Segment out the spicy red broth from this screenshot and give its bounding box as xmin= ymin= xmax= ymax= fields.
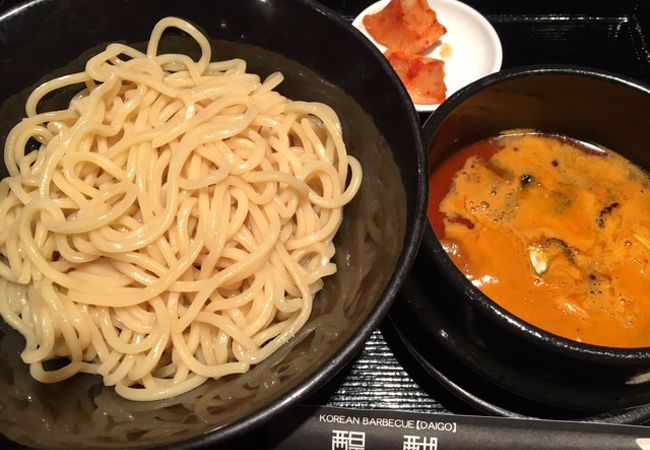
xmin=428 ymin=133 xmax=650 ymax=348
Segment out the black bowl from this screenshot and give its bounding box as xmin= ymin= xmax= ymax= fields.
xmin=420 ymin=65 xmax=650 ymax=411
xmin=0 ymin=0 xmax=427 ymax=448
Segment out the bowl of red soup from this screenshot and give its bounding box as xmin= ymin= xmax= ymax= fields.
xmin=421 ymin=65 xmax=650 ymax=410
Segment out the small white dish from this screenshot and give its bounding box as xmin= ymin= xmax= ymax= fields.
xmin=352 ymin=0 xmax=503 ymax=112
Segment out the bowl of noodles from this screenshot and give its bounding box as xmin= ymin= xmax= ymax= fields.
xmin=0 ymin=1 xmax=427 ymax=448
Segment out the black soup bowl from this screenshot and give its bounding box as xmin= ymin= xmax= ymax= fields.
xmin=0 ymin=0 xmax=427 ymax=448
xmin=421 ymin=66 xmax=650 ymax=412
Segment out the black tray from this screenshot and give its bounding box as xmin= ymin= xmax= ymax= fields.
xmin=1 ymin=0 xmax=650 ymax=448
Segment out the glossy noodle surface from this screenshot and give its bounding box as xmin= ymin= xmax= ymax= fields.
xmin=0 ymin=17 xmax=362 ymax=401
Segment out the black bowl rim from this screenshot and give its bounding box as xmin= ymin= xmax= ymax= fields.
xmin=0 ymin=0 xmax=427 ymax=448
xmin=421 ymin=63 xmax=650 ymax=364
